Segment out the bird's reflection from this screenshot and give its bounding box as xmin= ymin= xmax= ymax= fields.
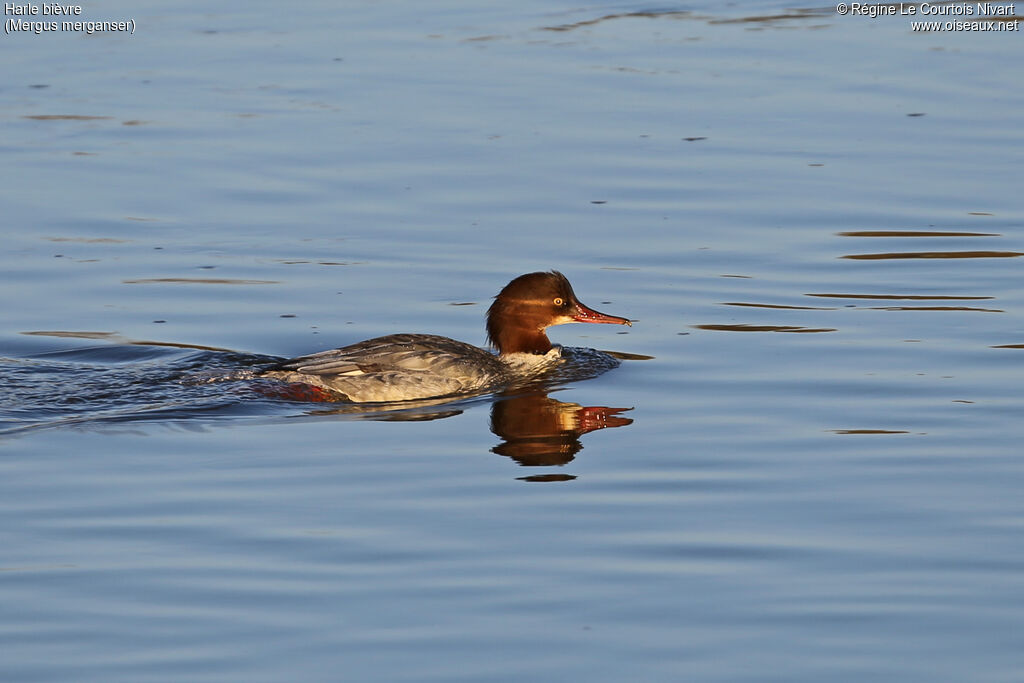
xmin=489 ymin=391 xmax=633 ymax=472
xmin=262 ymin=379 xmax=635 ymax=480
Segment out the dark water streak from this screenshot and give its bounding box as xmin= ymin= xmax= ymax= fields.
xmin=0 ymin=345 xmax=278 ymax=437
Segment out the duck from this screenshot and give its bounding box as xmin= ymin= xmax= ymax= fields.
xmin=261 ymin=271 xmax=631 ymax=402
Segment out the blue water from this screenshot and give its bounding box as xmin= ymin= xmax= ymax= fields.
xmin=3 ymin=1 xmax=1024 ymax=680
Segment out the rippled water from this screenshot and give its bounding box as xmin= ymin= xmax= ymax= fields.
xmin=3 ymin=1 xmax=1024 ymax=680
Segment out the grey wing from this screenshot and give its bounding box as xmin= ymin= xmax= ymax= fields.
xmin=271 ymin=334 xmax=493 ymax=376
xmin=274 ymin=345 xmax=375 ymax=376
xmin=263 ymin=334 xmax=506 ymax=402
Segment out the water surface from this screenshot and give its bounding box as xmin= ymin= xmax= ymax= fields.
xmin=2 ymin=1 xmax=1024 ymax=681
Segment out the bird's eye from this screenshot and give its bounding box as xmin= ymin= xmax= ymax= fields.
xmin=553 ymin=297 xmax=564 ymax=306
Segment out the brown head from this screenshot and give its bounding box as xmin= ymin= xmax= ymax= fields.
xmin=486 ymin=271 xmax=631 ymax=355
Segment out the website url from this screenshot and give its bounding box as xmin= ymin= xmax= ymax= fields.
xmin=911 ymin=18 xmax=1019 ymax=30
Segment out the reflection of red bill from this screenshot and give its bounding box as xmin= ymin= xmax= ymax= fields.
xmin=577 ymin=406 xmax=634 ymax=434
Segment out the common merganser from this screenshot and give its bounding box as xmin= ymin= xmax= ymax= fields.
xmin=262 ymin=271 xmax=631 ymax=403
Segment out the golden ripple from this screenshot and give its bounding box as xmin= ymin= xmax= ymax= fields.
xmin=807 ymin=293 xmax=993 ymax=300
xmin=23 ymin=114 xmax=113 ymax=121
xmin=21 ymin=330 xmax=234 ymax=351
xmin=722 ymin=302 xmax=835 ymax=310
xmin=274 ymin=259 xmax=361 ymax=266
xmin=602 ymin=350 xmax=655 ymax=360
xmin=710 ymin=10 xmax=830 ymax=25
xmin=696 ymin=324 xmax=836 ymax=333
xmin=830 ymin=429 xmax=910 ymax=435
xmin=22 ymin=330 xmax=117 ymax=340
xmin=838 ymin=230 xmax=1000 ymax=237
xmin=841 ymin=251 xmax=1022 ymax=260
xmin=122 ymin=278 xmax=279 ymax=285
xmin=535 ymin=6 xmax=832 ymax=34
xmin=868 ymin=306 xmax=1003 ymax=313
xmin=542 ymin=10 xmax=688 ymax=32
xmin=44 ymin=237 xmax=129 ymax=244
